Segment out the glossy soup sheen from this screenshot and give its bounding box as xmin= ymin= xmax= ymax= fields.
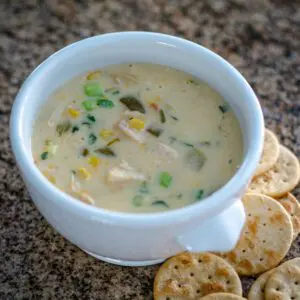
xmin=32 ymin=64 xmax=243 ymax=213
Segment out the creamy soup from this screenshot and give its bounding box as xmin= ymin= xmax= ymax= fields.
xmin=32 ymin=64 xmax=243 ymax=213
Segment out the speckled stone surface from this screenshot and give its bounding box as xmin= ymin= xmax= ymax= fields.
xmin=0 ymin=0 xmax=299 ymax=299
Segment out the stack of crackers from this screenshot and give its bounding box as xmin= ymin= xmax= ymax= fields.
xmin=153 ymin=129 xmax=300 ymax=299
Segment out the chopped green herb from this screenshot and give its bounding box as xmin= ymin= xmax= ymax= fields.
xmin=119 ymin=96 xmax=145 ymax=113
xmin=84 ymin=83 xmax=103 ymax=97
xmin=41 ymin=151 xmax=49 ymax=160
xmin=159 ymin=172 xmax=173 ymax=188
xmin=72 ymin=125 xmax=79 ymax=133
xmin=105 ymin=87 xmax=120 ymax=95
xmin=186 ymin=79 xmax=198 ymax=85
xmin=185 ymin=148 xmax=206 ymax=171
xmin=132 ymin=195 xmax=144 ymax=207
xmin=97 ymin=98 xmax=114 ymax=108
xmin=95 ymin=147 xmax=116 ymax=157
xmin=151 ymin=200 xmax=169 ymax=208
xmin=88 ymin=133 xmax=97 ymax=145
xmin=218 ymin=104 xmax=229 ymax=113
xmin=56 ymin=121 xmax=71 ymax=137
xmin=199 ymin=141 xmax=212 ymax=146
xmin=169 ymin=137 xmax=177 ymax=144
xmin=82 ymin=148 xmax=89 ymax=157
xmin=82 ymin=100 xmax=96 ymax=111
xmin=195 ymin=189 xmax=204 ymax=200
xmin=107 ymin=138 xmax=120 ymax=147
xmin=45 ymin=139 xmax=52 ymax=146
xmin=171 ymin=115 xmax=179 ymax=121
xmin=228 ymin=159 xmax=232 ymax=164
xmin=159 ymin=109 xmax=166 ymax=124
xmin=182 ymin=142 xmax=194 ymax=147
xmin=147 ymin=127 xmax=163 ymax=137
xmin=139 ymin=181 xmax=149 ymax=194
xmin=177 ymin=193 xmax=183 ymax=199
xmin=87 ymin=114 xmax=96 ymax=123
xmin=81 ymin=122 xmax=92 ymax=128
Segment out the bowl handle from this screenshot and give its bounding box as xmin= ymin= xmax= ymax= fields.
xmin=176 ymin=199 xmax=245 ymax=252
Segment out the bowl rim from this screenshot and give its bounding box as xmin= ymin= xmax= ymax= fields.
xmin=10 ymin=31 xmax=264 ymax=226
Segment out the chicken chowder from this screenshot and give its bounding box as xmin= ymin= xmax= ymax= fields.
xmin=32 ymin=64 xmax=243 ymax=213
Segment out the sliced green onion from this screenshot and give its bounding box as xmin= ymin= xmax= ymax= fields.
xmin=88 ymin=133 xmax=97 ymax=145
xmin=159 ymin=109 xmax=166 ymax=124
xmin=81 ymin=122 xmax=92 ymax=128
xmin=195 ymin=189 xmax=204 ymax=200
xmin=139 ymin=181 xmax=149 ymax=194
xmin=82 ymin=148 xmax=89 ymax=157
xmin=147 ymin=127 xmax=163 ymax=137
xmin=132 ymin=195 xmax=144 ymax=207
xmin=72 ymin=125 xmax=79 ymax=133
xmin=107 ymin=138 xmax=120 ymax=147
xmin=151 ymin=200 xmax=169 ymax=208
xmin=87 ymin=114 xmax=96 ymax=123
xmin=84 ymin=83 xmax=103 ymax=97
xmin=41 ymin=151 xmax=49 ymax=160
xmin=95 ymin=147 xmax=116 ymax=157
xmin=119 ymin=96 xmax=145 ymax=113
xmin=97 ymin=98 xmax=114 ymax=108
xmin=159 ymin=172 xmax=173 ymax=188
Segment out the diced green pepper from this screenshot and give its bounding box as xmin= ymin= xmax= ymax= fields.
xmin=88 ymin=133 xmax=97 ymax=145
xmin=84 ymin=83 xmax=103 ymax=97
xmin=87 ymin=114 xmax=96 ymax=123
xmin=159 ymin=172 xmax=173 ymax=188
xmin=82 ymin=100 xmax=96 ymax=111
xmin=151 ymin=200 xmax=169 ymax=208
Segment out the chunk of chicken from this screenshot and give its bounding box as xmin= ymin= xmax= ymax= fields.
xmin=70 ymin=174 xmax=95 ymax=205
xmin=155 ymin=142 xmax=179 ymax=162
xmin=107 ymin=160 xmax=146 ymax=183
xmin=118 ymin=120 xmax=146 ymax=144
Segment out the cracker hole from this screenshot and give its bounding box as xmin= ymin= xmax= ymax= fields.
xmin=276 ymin=287 xmax=280 ymax=291
xmin=248 ymin=213 xmax=252 ymax=217
xmin=226 ymin=280 xmax=230 ymax=284
xmin=295 ymin=281 xmax=299 ymax=285
xmin=178 ymin=284 xmax=182 ymax=288
xmin=279 ymin=228 xmax=284 ymax=231
xmin=196 ymin=290 xmax=200 ymax=294
xmin=190 ymin=273 xmax=194 ymax=277
xmin=208 ymin=275 xmax=212 ymax=280
xmin=291 ymin=297 xmax=295 ymax=300
xmin=242 ymin=249 xmax=246 ymax=253
xmin=166 ymin=298 xmax=170 ymax=300
xmin=174 ymin=265 xmax=178 ymax=270
xmin=291 ymin=213 xmax=294 ymax=217
xmin=259 ymin=258 xmax=264 ymax=262
xmin=262 ymin=240 xmax=266 ymax=243
xmin=198 ymin=259 xmax=202 ymax=263
xmin=268 ymin=208 xmax=272 ymax=211
xmin=245 ymin=231 xmax=249 ymax=234
xmin=263 ymin=223 xmax=267 ymax=226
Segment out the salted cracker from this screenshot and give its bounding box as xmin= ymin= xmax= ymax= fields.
xmin=249 ymin=145 xmax=300 ymax=198
xmin=255 ymin=129 xmax=280 ymax=177
xmin=153 ymin=252 xmax=242 ymax=300
xmin=200 ymin=293 xmax=247 ymax=300
xmin=219 ymin=193 xmax=293 ymax=276
xmin=248 ymin=269 xmax=276 ymax=300
xmin=278 ymin=193 xmax=300 ymax=240
xmin=265 ymin=257 xmax=300 ymax=300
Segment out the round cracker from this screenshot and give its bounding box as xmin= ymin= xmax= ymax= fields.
xmin=200 ymin=293 xmax=247 ymax=300
xmin=248 ymin=269 xmax=276 ymax=300
xmin=277 ymin=193 xmax=300 ymax=240
xmin=219 ymin=193 xmax=293 ymax=276
xmin=249 ymin=145 xmax=300 ymax=198
xmin=255 ymin=129 xmax=280 ymax=177
xmin=153 ymin=252 xmax=242 ymax=300
xmin=265 ymin=258 xmax=300 ymax=300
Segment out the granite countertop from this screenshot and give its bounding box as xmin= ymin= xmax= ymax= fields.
xmin=0 ymin=0 xmax=299 ymax=299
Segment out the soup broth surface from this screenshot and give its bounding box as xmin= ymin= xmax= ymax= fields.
xmin=32 ymin=63 xmax=243 ymax=213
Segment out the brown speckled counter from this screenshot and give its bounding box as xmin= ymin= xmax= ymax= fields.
xmin=0 ymin=1 xmax=299 ymax=299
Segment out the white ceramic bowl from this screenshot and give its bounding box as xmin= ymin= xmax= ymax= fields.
xmin=10 ymin=32 xmax=264 ymax=266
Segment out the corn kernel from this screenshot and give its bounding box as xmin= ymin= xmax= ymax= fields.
xmin=67 ymin=107 xmax=80 ymax=118
xmin=100 ymin=129 xmax=114 ymax=140
xmin=88 ymin=156 xmax=101 ymax=167
xmin=86 ymin=71 xmax=101 ymax=80
xmin=43 ymin=171 xmax=56 ymax=184
xmin=128 ymin=118 xmax=145 ymax=130
xmin=78 ymin=167 xmax=91 ymax=180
